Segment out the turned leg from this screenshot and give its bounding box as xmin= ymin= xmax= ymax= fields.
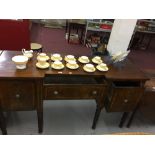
xmin=119 ymin=112 xmax=129 ymax=128
xmin=37 ymin=111 xmax=43 ymax=133
xmin=0 ymin=111 xmax=7 ymax=135
xmin=92 ymin=106 xmax=101 ymax=129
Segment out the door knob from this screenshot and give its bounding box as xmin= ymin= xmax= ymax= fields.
xmin=53 ymin=91 xmax=58 ymax=95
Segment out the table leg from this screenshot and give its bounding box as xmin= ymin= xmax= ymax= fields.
xmin=37 ymin=110 xmax=43 ymax=133
xmin=119 ymin=112 xmax=129 ymax=128
xmin=0 ymin=111 xmax=7 ymax=135
xmin=92 ymin=106 xmax=101 ymax=129
xmin=126 ymin=105 xmax=139 ymax=128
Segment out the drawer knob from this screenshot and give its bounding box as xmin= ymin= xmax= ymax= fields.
xmin=15 ymin=94 xmax=20 ymax=98
xmin=124 ymin=99 xmax=128 ymax=103
xmin=92 ymin=91 xmax=97 ymax=95
xmin=53 ymin=91 xmax=58 ymax=95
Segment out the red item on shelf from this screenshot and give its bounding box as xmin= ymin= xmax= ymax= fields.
xmin=100 ymin=24 xmax=112 ymax=30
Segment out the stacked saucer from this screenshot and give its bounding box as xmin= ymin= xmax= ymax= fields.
xmin=51 ymin=60 xmax=64 ymax=70
xmin=36 ymin=53 xmax=50 ymax=69
xmin=51 ymin=53 xmax=62 ymax=61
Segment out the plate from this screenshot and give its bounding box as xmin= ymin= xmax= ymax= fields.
xmin=92 ymin=58 xmax=103 ymax=64
xmin=51 ymin=56 xmax=62 ymax=61
xmin=83 ymin=66 xmax=96 ymax=73
xmin=37 ymin=55 xmax=50 ymax=61
xmin=36 ymin=62 xmax=50 ymax=69
xmin=65 ymin=57 xmax=76 ymax=62
xmin=78 ymin=57 xmax=90 ymax=64
xmin=66 ymin=63 xmax=79 ymax=69
xmin=96 ymin=65 xmax=109 ymax=72
xmin=51 ymin=64 xmax=64 ymax=70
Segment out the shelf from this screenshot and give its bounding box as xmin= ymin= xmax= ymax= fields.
xmin=87 ymin=27 xmax=111 ymax=32
xmin=87 ymin=20 xmax=113 ymax=25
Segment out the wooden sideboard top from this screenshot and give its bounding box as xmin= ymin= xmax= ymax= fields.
xmin=0 ymin=50 xmax=148 ymax=81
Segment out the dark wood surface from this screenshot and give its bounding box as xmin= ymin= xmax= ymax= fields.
xmin=0 ymin=51 xmax=148 ymax=81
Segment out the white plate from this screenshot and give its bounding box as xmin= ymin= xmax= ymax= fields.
xmin=92 ymin=58 xmax=103 ymax=64
xmin=96 ymin=65 xmax=109 ymax=72
xmin=37 ymin=55 xmax=50 ymax=61
xmin=51 ymin=64 xmax=64 ymax=70
xmin=36 ymin=62 xmax=50 ymax=69
xmin=51 ymin=56 xmax=62 ymax=61
xmin=83 ymin=66 xmax=96 ymax=72
xmin=78 ymin=57 xmax=90 ymax=64
xmin=66 ymin=63 xmax=79 ymax=69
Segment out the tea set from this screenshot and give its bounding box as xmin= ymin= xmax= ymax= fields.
xmin=12 ymin=49 xmax=109 ymax=72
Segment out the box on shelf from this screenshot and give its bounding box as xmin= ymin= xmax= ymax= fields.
xmin=65 ymin=33 xmax=79 ymax=44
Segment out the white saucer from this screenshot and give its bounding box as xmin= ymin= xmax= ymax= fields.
xmin=37 ymin=55 xmax=50 ymax=61
xmin=51 ymin=64 xmax=64 ymax=70
xmin=51 ymin=56 xmax=62 ymax=61
xmin=78 ymin=57 xmax=90 ymax=64
xmin=36 ymin=62 xmax=50 ymax=69
xmin=83 ymin=66 xmax=96 ymax=73
xmin=96 ymin=65 xmax=109 ymax=72
xmin=66 ymin=63 xmax=79 ymax=69
xmin=92 ymin=58 xmax=103 ymax=64
xmin=65 ymin=57 xmax=76 ymax=62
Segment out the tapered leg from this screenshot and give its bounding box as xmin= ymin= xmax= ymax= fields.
xmin=119 ymin=112 xmax=129 ymax=128
xmin=92 ymin=106 xmax=101 ymax=129
xmin=126 ymin=105 xmax=139 ymax=128
xmin=37 ymin=111 xmax=43 ymax=133
xmin=0 ymin=111 xmax=7 ymax=135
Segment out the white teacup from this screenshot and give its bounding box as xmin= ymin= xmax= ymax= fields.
xmin=99 ymin=63 xmax=107 ymax=69
xmin=38 ymin=57 xmax=47 ymax=66
xmin=81 ymin=56 xmax=89 ymax=62
xmin=85 ymin=64 xmax=94 ymax=70
xmin=38 ymin=53 xmax=47 ymax=58
xmin=68 ymin=60 xmax=77 ymax=67
xmin=53 ymin=60 xmax=63 ymax=68
xmin=94 ymin=56 xmax=101 ymax=62
xmin=66 ymin=55 xmax=75 ymax=60
xmin=52 ymin=53 xmax=61 ymax=60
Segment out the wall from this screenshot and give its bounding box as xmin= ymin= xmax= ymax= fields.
xmin=0 ymin=19 xmax=30 ymax=51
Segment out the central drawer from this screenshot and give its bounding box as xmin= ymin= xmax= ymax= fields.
xmin=44 ymin=84 xmax=105 ymax=99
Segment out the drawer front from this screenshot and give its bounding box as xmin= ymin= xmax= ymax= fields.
xmin=105 ymin=87 xmax=143 ymax=112
xmin=44 ymin=84 xmax=106 ymax=100
xmin=0 ymin=80 xmax=36 ymax=110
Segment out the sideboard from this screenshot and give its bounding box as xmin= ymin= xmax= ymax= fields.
xmin=0 ymin=51 xmax=148 ymax=134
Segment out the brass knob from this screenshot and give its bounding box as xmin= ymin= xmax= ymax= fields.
xmin=15 ymin=94 xmax=20 ymax=98
xmin=92 ymin=91 xmax=97 ymax=95
xmin=124 ymin=99 xmax=128 ymax=103
xmin=53 ymin=91 xmax=58 ymax=95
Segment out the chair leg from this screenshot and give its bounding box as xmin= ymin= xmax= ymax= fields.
xmin=119 ymin=112 xmax=129 ymax=128
xmin=126 ymin=105 xmax=139 ymax=128
xmin=0 ymin=111 xmax=7 ymax=135
xmin=92 ymin=106 xmax=101 ymax=129
xmin=68 ymin=24 xmax=71 ymax=43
